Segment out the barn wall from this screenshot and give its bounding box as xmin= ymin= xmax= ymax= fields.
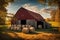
xmin=14 ymin=20 xmax=37 ymax=28
xmin=16 ymin=20 xmax=21 ymax=25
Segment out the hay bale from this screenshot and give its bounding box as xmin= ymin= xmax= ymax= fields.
xmin=17 ymin=25 xmax=21 ymax=31
xmin=13 ymin=26 xmax=17 ymax=30
xmin=29 ymin=27 xmax=35 ymax=32
xmin=22 ymin=25 xmax=25 ymax=28
xmin=25 ymin=25 xmax=28 ymax=28
xmin=28 ymin=25 xmax=31 ymax=28
xmin=13 ymin=25 xmax=17 ymax=30
xmin=16 ymin=27 xmax=19 ymax=30
xmin=38 ymin=25 xmax=42 ymax=29
xmin=22 ymin=27 xmax=29 ymax=33
xmin=10 ymin=25 xmax=14 ymax=30
xmin=10 ymin=26 xmax=14 ymax=30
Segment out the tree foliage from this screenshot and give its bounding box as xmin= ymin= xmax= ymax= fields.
xmin=0 ymin=0 xmax=14 ymax=25
xmin=38 ymin=0 xmax=60 ymax=21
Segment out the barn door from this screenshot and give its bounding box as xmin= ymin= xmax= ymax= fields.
xmin=21 ymin=20 xmax=26 ymax=25
xmin=37 ymin=21 xmax=44 ymax=29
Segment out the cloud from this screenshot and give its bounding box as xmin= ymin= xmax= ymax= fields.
xmin=22 ymin=4 xmax=40 ymax=13
xmin=39 ymin=8 xmax=52 ymax=18
xmin=22 ymin=4 xmax=51 ymax=18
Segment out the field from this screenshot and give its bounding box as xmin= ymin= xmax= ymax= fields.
xmin=0 ymin=25 xmax=60 ymax=40
xmin=0 ymin=31 xmax=60 ymax=40
xmin=48 ymin=21 xmax=60 ymax=27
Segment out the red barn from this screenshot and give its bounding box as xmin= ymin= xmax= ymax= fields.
xmin=11 ymin=7 xmax=46 ymax=29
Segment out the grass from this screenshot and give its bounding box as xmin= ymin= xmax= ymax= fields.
xmin=36 ymin=27 xmax=60 ymax=33
xmin=48 ymin=21 xmax=60 ymax=27
xmin=0 ymin=25 xmax=7 ymax=31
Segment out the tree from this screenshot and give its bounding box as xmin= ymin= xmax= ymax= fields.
xmin=38 ymin=0 xmax=60 ymax=27
xmin=0 ymin=0 xmax=14 ymax=25
xmin=38 ymin=0 xmax=60 ymax=22
xmin=50 ymin=10 xmax=56 ymax=21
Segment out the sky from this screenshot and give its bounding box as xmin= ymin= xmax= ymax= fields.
xmin=6 ymin=0 xmax=55 ymax=19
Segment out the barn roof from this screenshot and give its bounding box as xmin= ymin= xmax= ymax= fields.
xmin=13 ymin=7 xmax=44 ymax=21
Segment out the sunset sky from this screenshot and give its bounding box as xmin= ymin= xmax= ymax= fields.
xmin=6 ymin=0 xmax=56 ymax=18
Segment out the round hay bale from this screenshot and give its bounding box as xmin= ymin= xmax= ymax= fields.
xmin=19 ymin=26 xmax=22 ymax=31
xmin=22 ymin=25 xmax=25 ymax=28
xmin=22 ymin=27 xmax=29 ymax=33
xmin=28 ymin=25 xmax=31 ymax=28
xmin=25 ymin=25 xmax=28 ymax=28
xmin=17 ymin=25 xmax=22 ymax=31
xmin=16 ymin=27 xmax=20 ymax=30
xmin=13 ymin=26 xmax=16 ymax=30
xmin=13 ymin=25 xmax=17 ymax=30
xmin=29 ymin=27 xmax=35 ymax=32
xmin=38 ymin=25 xmax=42 ymax=29
xmin=10 ymin=27 xmax=14 ymax=30
xmin=10 ymin=25 xmax=14 ymax=30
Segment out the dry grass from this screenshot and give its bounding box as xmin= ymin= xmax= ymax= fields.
xmin=1 ymin=31 xmax=60 ymax=40
xmin=48 ymin=22 xmax=60 ymax=27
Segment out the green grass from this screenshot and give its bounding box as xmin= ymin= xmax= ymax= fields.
xmin=0 ymin=25 xmax=8 ymax=31
xmin=0 ymin=25 xmax=60 ymax=34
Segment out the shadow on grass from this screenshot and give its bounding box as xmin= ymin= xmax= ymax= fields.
xmin=25 ymin=31 xmax=39 ymax=35
xmin=0 ymin=32 xmax=25 ymax=40
xmin=0 ymin=25 xmax=24 ymax=40
xmin=35 ymin=27 xmax=60 ymax=34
